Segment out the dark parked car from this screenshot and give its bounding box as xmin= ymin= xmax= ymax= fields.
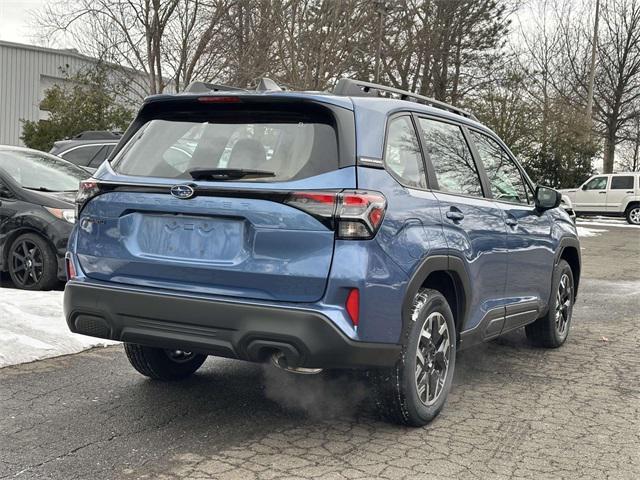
xmin=0 ymin=146 xmax=88 ymax=290
xmin=49 ymin=131 xmax=122 ymax=173
xmin=64 ymin=79 xmax=580 ymax=426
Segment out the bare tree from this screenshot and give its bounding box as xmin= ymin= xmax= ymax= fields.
xmin=519 ymin=1 xmax=560 ymax=145
xmin=37 ymin=0 xmax=232 ymax=95
xmin=163 ymin=0 xmax=232 ymax=92
xmin=619 ymin=114 xmax=640 ymax=171
xmin=273 ymin=0 xmax=372 ymax=90
xmin=379 ymin=0 xmax=511 ymax=104
xmin=560 ymin=0 xmax=640 ymax=173
xmin=596 ymin=0 xmax=640 ymax=173
xmin=211 ymin=0 xmax=373 ymax=90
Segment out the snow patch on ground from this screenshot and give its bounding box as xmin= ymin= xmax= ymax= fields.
xmin=577 ymin=218 xmax=640 ymax=229
xmin=577 ymin=226 xmax=608 ymax=237
xmin=0 ymin=288 xmax=117 ymax=368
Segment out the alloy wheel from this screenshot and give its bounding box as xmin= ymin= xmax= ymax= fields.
xmin=555 ymin=273 xmax=572 ymax=337
xmin=10 ymin=240 xmax=44 ymax=287
xmin=629 ymin=207 xmax=640 ymax=225
xmin=415 ymin=312 xmax=451 ymax=406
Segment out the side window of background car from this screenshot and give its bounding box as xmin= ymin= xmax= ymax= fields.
xmin=470 ymin=131 xmax=530 ymax=204
xmin=584 ymin=176 xmax=608 ymax=190
xmin=384 ymin=116 xmax=427 ymax=189
xmin=88 ymin=145 xmax=113 ymax=168
xmin=61 ymin=145 xmax=102 ymax=167
xmin=417 ymin=118 xmax=483 ymax=197
xmin=610 ymin=176 xmax=634 ymax=190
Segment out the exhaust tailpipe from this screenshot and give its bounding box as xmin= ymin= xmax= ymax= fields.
xmin=271 ymin=352 xmax=323 ymax=375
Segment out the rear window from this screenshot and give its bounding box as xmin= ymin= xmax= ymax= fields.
xmin=610 ymin=176 xmax=634 ymax=190
xmin=112 ymin=111 xmax=339 ymax=182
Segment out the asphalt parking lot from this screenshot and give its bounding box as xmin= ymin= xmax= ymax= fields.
xmin=1 ymin=222 xmax=639 ymax=480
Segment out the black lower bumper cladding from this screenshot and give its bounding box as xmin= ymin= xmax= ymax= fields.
xmin=64 ymin=281 xmax=400 ymax=369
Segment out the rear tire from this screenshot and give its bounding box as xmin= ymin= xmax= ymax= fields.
xmin=124 ymin=343 xmax=207 ymax=380
xmin=526 ymin=259 xmax=574 ymax=348
xmin=626 ymin=205 xmax=640 ymax=225
xmin=370 ymin=289 xmax=456 ymax=427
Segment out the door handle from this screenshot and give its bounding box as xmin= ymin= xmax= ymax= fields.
xmin=627 ymin=191 xmax=634 ymax=194
xmin=598 ymin=191 xmax=606 ymax=194
xmin=446 ymin=210 xmax=464 ymax=221
xmin=505 ymin=217 xmax=518 ymax=227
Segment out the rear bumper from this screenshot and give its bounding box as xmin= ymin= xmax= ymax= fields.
xmin=63 ymin=280 xmax=401 ymax=369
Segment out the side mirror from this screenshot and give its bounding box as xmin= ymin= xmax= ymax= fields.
xmin=535 ymin=185 xmax=561 ymax=211
xmin=581 ymin=184 xmax=587 ymax=191
xmin=0 ymin=184 xmax=12 ymax=199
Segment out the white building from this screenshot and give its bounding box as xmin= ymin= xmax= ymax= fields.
xmin=0 ymin=40 xmax=150 ymax=146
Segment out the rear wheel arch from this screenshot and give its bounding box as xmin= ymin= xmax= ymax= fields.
xmin=401 ymin=255 xmax=470 ymax=343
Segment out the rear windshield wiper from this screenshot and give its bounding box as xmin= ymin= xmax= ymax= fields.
xmin=188 ymin=168 xmax=276 ymax=181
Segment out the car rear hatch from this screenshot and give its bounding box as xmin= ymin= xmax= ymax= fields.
xmin=74 ymin=94 xmax=360 ymax=303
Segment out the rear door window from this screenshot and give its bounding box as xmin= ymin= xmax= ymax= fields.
xmin=610 ymin=176 xmax=634 ymax=190
xmin=112 ymin=112 xmax=339 ymax=182
xmin=384 ymin=116 xmax=427 ymax=188
xmin=417 ymin=118 xmax=483 ymax=197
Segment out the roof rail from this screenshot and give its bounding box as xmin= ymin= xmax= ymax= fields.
xmin=184 ymin=78 xmax=283 ymax=94
xmin=334 ymin=78 xmax=477 ymax=121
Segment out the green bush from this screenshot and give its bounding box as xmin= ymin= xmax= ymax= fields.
xmin=21 ymin=66 xmax=133 ymax=152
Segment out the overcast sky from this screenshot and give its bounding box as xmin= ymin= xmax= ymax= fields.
xmin=1 ymin=0 xmax=546 ymax=48
xmin=0 ymin=0 xmax=48 ymax=44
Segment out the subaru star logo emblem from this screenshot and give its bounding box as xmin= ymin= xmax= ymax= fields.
xmin=170 ymin=184 xmax=195 ymax=199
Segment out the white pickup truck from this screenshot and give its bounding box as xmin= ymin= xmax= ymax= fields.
xmin=559 ymin=172 xmax=640 ymax=225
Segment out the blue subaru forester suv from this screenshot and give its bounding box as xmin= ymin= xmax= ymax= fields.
xmin=64 ymin=79 xmax=580 ymax=426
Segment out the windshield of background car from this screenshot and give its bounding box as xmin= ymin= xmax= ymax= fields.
xmin=111 ymin=109 xmax=340 ymax=181
xmin=0 ymin=150 xmax=88 ymax=192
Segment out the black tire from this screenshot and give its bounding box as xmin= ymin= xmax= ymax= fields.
xmin=526 ymin=259 xmax=574 ymax=348
xmin=7 ymin=233 xmax=59 ymax=291
xmin=626 ymin=204 xmax=640 ymax=225
xmin=124 ymin=343 xmax=207 ymax=380
xmin=370 ymin=289 xmax=456 ymax=427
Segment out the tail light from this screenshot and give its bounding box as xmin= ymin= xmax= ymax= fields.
xmin=65 ymin=253 xmax=77 ymax=280
xmin=285 ymin=190 xmax=386 ymax=240
xmin=76 ymin=179 xmax=102 ymax=214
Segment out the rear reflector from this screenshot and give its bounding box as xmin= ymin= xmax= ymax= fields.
xmin=346 ymin=288 xmax=360 ymax=327
xmin=285 ymin=190 xmax=386 ymax=239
